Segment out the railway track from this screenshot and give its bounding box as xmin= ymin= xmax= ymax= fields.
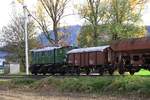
xmin=0 ymin=74 xmax=110 ymax=80
xmin=0 ymin=75 xmax=48 ymax=80
xmin=0 ymin=73 xmax=148 ymax=80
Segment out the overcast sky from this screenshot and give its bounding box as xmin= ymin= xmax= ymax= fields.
xmin=0 ymin=0 xmax=150 ymax=29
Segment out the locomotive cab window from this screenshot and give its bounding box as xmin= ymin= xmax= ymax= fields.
xmin=133 ymin=55 xmax=139 ymax=61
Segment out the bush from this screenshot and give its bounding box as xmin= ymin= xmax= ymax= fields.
xmin=59 ymin=77 xmax=113 ymax=93
xmin=3 ymin=76 xmax=150 ymax=96
xmin=11 ymin=78 xmax=36 ymax=85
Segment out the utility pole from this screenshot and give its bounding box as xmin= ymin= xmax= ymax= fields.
xmin=17 ymin=0 xmax=29 ymax=75
xmin=23 ymin=4 xmax=29 ymax=75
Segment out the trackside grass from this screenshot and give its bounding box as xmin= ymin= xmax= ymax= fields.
xmin=58 ymin=76 xmax=150 ymax=94
xmin=1 ymin=76 xmax=150 ymax=97
xmin=135 ymin=69 xmax=150 ymax=75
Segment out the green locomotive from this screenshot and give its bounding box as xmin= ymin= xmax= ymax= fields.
xmin=30 ymin=46 xmax=74 ymax=75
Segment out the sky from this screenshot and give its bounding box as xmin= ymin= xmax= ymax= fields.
xmin=0 ymin=0 xmax=150 ymax=29
xmin=142 ymin=0 xmax=150 ymax=25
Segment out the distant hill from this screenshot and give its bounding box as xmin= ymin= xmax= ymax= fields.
xmin=146 ymin=26 xmax=150 ymax=36
xmin=38 ymin=25 xmax=81 ymax=46
xmin=0 ymin=51 xmax=10 ymax=58
xmin=38 ymin=25 xmax=150 ymax=46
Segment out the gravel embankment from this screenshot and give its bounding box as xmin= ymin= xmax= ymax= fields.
xmin=0 ymin=90 xmax=148 ymax=100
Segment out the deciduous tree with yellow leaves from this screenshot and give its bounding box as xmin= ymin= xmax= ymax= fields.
xmin=108 ymin=0 xmax=147 ymax=40
xmin=78 ymin=0 xmax=109 ymax=46
xmin=78 ymin=0 xmax=147 ymax=47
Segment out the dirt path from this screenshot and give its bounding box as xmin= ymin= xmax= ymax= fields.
xmin=0 ymin=90 xmax=149 ymax=100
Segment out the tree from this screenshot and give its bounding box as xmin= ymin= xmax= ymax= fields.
xmin=78 ymin=0 xmax=146 ymax=47
xmin=78 ymin=25 xmax=110 ymax=47
xmin=1 ymin=15 xmax=39 ymax=72
xmin=34 ymin=0 xmax=70 ymax=46
xmin=107 ymin=0 xmax=146 ymax=40
xmin=77 ymin=26 xmax=94 ymax=47
xmin=78 ymin=0 xmax=109 ymax=46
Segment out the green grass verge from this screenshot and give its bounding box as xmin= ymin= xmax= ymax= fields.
xmin=135 ymin=69 xmax=150 ymax=75
xmin=58 ymin=76 xmax=150 ymax=95
xmin=1 ymin=76 xmax=150 ymax=96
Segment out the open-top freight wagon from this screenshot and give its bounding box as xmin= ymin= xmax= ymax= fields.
xmin=110 ymin=37 xmax=150 ymax=75
xmin=30 ymin=37 xmax=150 ymax=75
xmin=67 ymin=46 xmax=110 ymax=75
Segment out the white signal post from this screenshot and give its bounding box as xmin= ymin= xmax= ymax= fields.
xmin=17 ymin=0 xmax=29 ymax=75
xmin=23 ymin=3 xmax=29 ymax=75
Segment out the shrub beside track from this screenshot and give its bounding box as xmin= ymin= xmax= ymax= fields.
xmin=0 ymin=76 xmax=150 ymax=97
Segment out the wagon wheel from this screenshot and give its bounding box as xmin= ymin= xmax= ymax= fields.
xmin=42 ymin=72 xmax=46 ymax=75
xmin=98 ymin=68 xmax=104 ymax=76
xmin=99 ymin=70 xmax=104 ymax=76
xmin=51 ymin=72 xmax=55 ymax=75
xmin=76 ymin=67 xmax=80 ymax=76
xmin=118 ymin=69 xmax=125 ymax=75
xmin=108 ymin=69 xmax=114 ymax=75
xmin=129 ymin=70 xmax=135 ymax=75
xmin=86 ymin=68 xmax=90 ymax=75
xmin=69 ymin=67 xmax=74 ymax=75
xmin=118 ymin=65 xmax=125 ymax=75
xmin=70 ymin=69 xmax=74 ymax=75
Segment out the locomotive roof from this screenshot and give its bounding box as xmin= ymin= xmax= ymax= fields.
xmin=111 ymin=37 xmax=150 ymax=51
xmin=67 ymin=45 xmax=109 ymax=54
xmin=30 ymin=47 xmax=61 ymax=52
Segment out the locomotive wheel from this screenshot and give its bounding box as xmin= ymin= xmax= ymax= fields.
xmin=33 ymin=72 xmax=37 ymax=75
xmin=60 ymin=71 xmax=66 ymax=76
xmin=31 ymin=70 xmax=38 ymax=75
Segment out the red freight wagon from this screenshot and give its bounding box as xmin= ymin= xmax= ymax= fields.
xmin=110 ymin=37 xmax=150 ymax=75
xmin=67 ymin=45 xmax=109 ymax=75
